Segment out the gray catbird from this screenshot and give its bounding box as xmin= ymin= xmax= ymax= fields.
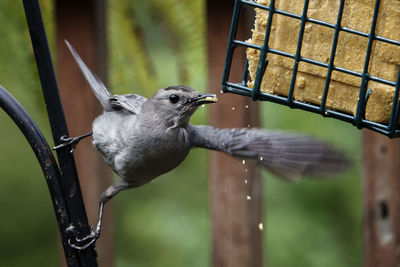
xmin=56 ymin=41 xmax=349 ymax=250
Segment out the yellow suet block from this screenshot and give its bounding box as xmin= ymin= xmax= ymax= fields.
xmin=247 ymin=0 xmax=400 ymax=123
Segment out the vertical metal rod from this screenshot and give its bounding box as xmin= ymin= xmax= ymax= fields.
xmin=241 ymin=59 xmax=249 ymax=86
xmin=22 ymin=0 xmax=98 ymax=265
xmin=355 ymin=0 xmax=380 ymax=128
xmin=320 ymin=0 xmax=345 ymax=114
xmin=251 ymin=0 xmax=275 ymax=100
xmin=222 ymin=0 xmax=243 ymax=92
xmin=387 ymin=67 xmax=400 ymax=137
xmin=287 ymin=0 xmax=309 ymax=106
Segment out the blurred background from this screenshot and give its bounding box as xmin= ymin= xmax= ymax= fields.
xmin=0 ymin=0 xmax=361 ymax=266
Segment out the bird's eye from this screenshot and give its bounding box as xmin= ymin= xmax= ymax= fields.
xmin=169 ymin=94 xmax=180 ymax=104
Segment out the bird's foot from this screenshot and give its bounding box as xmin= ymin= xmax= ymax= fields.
xmin=53 ymin=132 xmax=92 ymax=153
xmin=68 ymin=226 xmax=100 ymax=250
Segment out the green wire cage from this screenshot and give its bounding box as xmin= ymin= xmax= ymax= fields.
xmin=222 ymin=0 xmax=400 ymax=137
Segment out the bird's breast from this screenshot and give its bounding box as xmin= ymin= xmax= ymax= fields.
xmin=93 ymin=117 xmax=191 ymax=186
xmin=118 ymin=132 xmax=190 ymax=184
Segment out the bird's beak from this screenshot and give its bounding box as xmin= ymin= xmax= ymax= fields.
xmin=186 ymin=93 xmax=218 ymax=106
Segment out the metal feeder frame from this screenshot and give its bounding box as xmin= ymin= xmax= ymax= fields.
xmin=222 ymin=0 xmax=400 ymax=137
xmin=0 ymin=0 xmax=99 ymax=266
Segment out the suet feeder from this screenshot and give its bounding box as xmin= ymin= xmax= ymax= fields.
xmin=222 ymin=0 xmax=400 ymax=137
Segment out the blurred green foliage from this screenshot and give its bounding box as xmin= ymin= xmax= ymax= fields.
xmin=0 ymin=0 xmax=361 ymax=266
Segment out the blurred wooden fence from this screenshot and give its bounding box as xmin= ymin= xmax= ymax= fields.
xmin=207 ymin=1 xmax=263 ymax=267
xmin=55 ymin=0 xmax=113 ymax=266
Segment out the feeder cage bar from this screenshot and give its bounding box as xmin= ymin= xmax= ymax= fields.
xmin=222 ymin=0 xmax=400 ymax=137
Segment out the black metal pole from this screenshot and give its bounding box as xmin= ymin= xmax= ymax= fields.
xmin=22 ymin=0 xmax=98 ymax=265
xmin=0 ymin=85 xmax=79 ymax=267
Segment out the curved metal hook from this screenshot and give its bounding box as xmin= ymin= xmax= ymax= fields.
xmin=0 ymin=85 xmax=90 ymax=266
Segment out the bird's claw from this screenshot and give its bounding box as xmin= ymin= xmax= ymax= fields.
xmin=53 ymin=133 xmax=92 ymax=153
xmin=68 ymin=236 xmax=97 ymax=250
xmin=68 ymin=228 xmax=100 ymax=250
xmin=53 ymin=135 xmax=79 ymax=153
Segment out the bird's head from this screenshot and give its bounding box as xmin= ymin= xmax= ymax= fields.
xmin=144 ymin=86 xmax=217 ymax=128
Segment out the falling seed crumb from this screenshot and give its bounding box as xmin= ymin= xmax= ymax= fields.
xmin=260 ymin=157 xmax=263 ymax=161
xmin=245 ymin=105 xmax=249 ymax=109
xmin=242 ymin=160 xmax=246 ymax=165
xmin=247 ymin=195 xmax=252 ymax=200
xmin=232 ymin=107 xmax=236 ymax=110
xmin=220 ymin=90 xmax=223 ymax=94
xmin=201 ymin=104 xmax=205 ymax=108
xmin=245 ymin=179 xmax=248 ymax=184
xmin=181 ymin=217 xmax=185 ymax=220
xmin=258 ymin=223 xmax=263 ymax=231
xmin=222 ymin=142 xmax=225 ymax=146
xmin=247 ymin=124 xmax=251 ymax=127
xmin=245 ymin=169 xmax=248 ymax=173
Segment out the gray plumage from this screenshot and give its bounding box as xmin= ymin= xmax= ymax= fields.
xmin=63 ymin=41 xmax=349 ymax=249
xmin=188 ymin=125 xmax=348 ymax=181
xmin=65 ymin=41 xmax=113 ymax=111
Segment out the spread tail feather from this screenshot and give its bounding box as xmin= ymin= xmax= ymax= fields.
xmin=188 ymin=125 xmax=350 ymax=181
xmin=65 ymin=40 xmax=113 ymax=111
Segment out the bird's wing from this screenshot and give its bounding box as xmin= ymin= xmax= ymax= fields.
xmin=109 ymin=94 xmax=147 ymax=114
xmin=65 ymin=40 xmax=113 ymax=111
xmin=188 ymin=125 xmax=349 ymax=181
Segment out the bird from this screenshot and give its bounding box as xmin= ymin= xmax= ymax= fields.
xmin=56 ymin=41 xmax=349 ymax=250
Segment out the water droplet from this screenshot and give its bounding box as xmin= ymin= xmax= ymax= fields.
xmin=247 ymin=195 xmax=252 ymax=200
xmin=242 ymin=160 xmax=246 ymax=165
xmin=201 ymin=104 xmax=205 ymax=108
xmin=245 ymin=179 xmax=248 ymax=184
xmin=258 ymin=223 xmax=263 ymax=231
xmin=260 ymin=157 xmax=263 ymax=161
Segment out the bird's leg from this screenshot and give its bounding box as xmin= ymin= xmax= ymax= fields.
xmin=68 ymin=201 xmax=105 ymax=250
xmin=68 ymin=180 xmax=132 ymax=250
xmin=53 ymin=132 xmax=93 ymax=153
xmin=74 ymin=201 xmax=104 ymax=243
